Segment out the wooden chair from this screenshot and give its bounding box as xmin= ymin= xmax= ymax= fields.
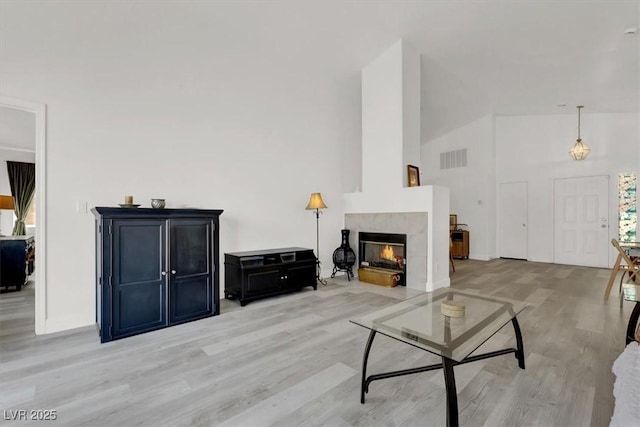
xmin=604 ymin=239 xmax=640 ymax=300
xmin=449 ymin=237 xmax=455 ymax=273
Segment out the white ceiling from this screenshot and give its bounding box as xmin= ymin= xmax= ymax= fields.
xmin=0 ymin=107 xmax=35 ymax=151
xmin=0 ymin=1 xmax=638 ymax=141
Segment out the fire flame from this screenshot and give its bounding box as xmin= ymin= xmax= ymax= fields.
xmin=380 ymin=245 xmax=396 ymax=261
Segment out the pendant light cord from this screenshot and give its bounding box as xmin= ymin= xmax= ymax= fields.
xmin=577 ymin=105 xmax=583 ymax=141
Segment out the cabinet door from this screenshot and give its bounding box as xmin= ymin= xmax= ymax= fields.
xmin=112 ymin=220 xmax=167 ymax=337
xmin=245 ymin=268 xmax=282 ymax=296
xmin=282 ymin=261 xmax=316 ymax=290
xmin=169 ymin=219 xmax=213 ymax=323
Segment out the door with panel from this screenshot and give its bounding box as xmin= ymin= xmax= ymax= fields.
xmin=111 ymin=219 xmax=167 ymax=338
xmin=169 ymin=218 xmax=215 ymax=324
xmin=553 ymin=175 xmax=609 ymax=268
xmin=498 ymin=182 xmax=528 ymax=260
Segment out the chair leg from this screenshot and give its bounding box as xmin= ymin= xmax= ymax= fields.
xmin=619 ymin=271 xmax=626 ymax=294
xmin=449 ymin=253 xmax=455 ymax=272
xmin=604 ymin=254 xmax=622 ymax=301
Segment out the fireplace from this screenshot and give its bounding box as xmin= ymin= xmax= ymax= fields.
xmin=358 ymin=232 xmax=407 ymax=286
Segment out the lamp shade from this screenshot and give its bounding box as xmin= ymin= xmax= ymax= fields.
xmin=0 ymin=195 xmax=15 ymax=210
xmin=305 ymin=192 xmax=327 ymax=210
xmin=569 ymin=139 xmax=590 ymax=160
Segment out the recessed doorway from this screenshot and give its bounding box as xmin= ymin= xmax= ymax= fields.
xmin=0 ymin=96 xmax=47 ymax=334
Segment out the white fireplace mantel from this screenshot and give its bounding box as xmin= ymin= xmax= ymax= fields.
xmin=343 ymin=185 xmax=450 ymax=291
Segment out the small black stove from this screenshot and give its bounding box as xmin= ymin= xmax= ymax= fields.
xmin=331 ymin=229 xmax=356 ymax=280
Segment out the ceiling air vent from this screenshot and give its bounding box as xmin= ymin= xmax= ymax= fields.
xmin=440 ymin=148 xmax=467 ymax=170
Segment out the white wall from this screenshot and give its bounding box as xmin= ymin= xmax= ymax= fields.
xmin=361 ymin=40 xmax=421 ymax=192
xmin=0 ymin=148 xmax=35 ymax=235
xmin=0 ymin=3 xmax=361 ymax=333
xmin=495 ymin=112 xmax=639 ymax=265
xmin=421 ymin=115 xmax=496 ymax=260
xmin=361 ymin=41 xmax=404 ymax=193
xmin=423 ymin=112 xmax=638 ymax=265
xmin=402 ymin=42 xmax=421 ymax=185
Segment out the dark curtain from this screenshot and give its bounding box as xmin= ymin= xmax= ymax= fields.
xmin=7 ymin=161 xmax=36 ymax=236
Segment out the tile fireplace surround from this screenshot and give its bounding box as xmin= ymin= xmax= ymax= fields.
xmin=344 ymin=213 xmax=428 ymax=290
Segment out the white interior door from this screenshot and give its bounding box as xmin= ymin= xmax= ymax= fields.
xmin=553 ymin=176 xmax=609 ymax=268
xmin=498 ymin=182 xmax=528 ymax=259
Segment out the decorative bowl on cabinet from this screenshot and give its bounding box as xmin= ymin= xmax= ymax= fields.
xmin=151 ymin=198 xmax=166 ymax=209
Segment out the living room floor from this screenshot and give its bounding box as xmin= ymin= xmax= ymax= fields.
xmin=0 ymin=259 xmax=632 ymax=426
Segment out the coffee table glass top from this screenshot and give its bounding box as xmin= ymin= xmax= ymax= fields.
xmin=623 ymin=283 xmax=640 ymax=303
xmin=351 ymin=288 xmax=528 ymax=362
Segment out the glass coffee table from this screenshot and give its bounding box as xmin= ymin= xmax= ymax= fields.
xmin=622 ymin=283 xmax=640 ymax=345
xmin=351 ymin=288 xmax=528 ymax=427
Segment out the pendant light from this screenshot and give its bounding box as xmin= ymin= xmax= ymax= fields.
xmin=569 ymin=105 xmax=590 ymax=160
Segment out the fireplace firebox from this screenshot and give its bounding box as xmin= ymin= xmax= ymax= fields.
xmin=358 ymin=232 xmax=407 ymax=286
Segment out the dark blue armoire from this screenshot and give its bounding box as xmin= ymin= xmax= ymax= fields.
xmin=92 ymin=207 xmax=223 ymax=343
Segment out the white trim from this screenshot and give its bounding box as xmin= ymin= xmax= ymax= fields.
xmin=0 ymin=145 xmax=36 ymax=153
xmin=468 ymin=254 xmax=491 ymax=261
xmin=0 ymin=96 xmax=47 ymax=335
xmin=427 ymin=277 xmax=450 ymax=291
xmin=42 ymin=315 xmax=93 ymax=335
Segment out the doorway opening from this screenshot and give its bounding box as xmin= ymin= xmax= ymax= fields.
xmin=0 ymin=96 xmax=47 ymax=334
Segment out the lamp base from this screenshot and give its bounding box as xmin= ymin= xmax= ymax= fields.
xmin=315 ymin=260 xmax=327 ymax=286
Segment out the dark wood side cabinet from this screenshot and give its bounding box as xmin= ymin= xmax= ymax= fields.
xmin=0 ymin=236 xmax=35 ymax=291
xmin=92 ymin=207 xmax=223 ymax=343
xmin=224 ymin=247 xmax=316 ymax=306
xmin=451 ymin=230 xmax=470 ymax=259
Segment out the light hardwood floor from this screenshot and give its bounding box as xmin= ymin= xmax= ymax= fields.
xmin=0 ymin=259 xmax=634 ymax=426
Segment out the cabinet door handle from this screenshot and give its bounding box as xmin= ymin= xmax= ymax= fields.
xmin=171 ymin=270 xmax=176 ymax=275
xmin=161 ymin=271 xmax=167 ymax=276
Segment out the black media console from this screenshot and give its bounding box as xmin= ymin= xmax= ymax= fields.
xmin=224 ymin=247 xmax=316 ymax=306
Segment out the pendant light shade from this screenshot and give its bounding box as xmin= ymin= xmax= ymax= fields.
xmin=569 ymin=105 xmax=590 ymax=160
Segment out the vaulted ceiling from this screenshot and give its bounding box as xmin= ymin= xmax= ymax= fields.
xmin=1 ymin=1 xmax=638 ymax=141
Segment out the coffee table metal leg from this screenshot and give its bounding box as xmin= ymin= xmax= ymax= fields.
xmin=626 ymin=302 xmax=640 ymax=345
xmin=442 ymin=357 xmax=459 ymax=427
xmin=511 ymin=316 xmax=525 ymax=369
xmin=361 ymin=329 xmax=377 ymax=404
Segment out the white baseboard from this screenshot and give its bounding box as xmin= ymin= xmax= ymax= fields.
xmin=469 ymin=253 xmax=491 ymax=261
xmin=427 ymin=277 xmax=450 ymax=291
xmin=44 ymin=315 xmax=94 ymax=335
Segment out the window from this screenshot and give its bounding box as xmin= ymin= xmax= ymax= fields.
xmin=618 ymin=173 xmax=637 ymax=242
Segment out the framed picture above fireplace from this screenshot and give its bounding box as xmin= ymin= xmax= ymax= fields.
xmin=407 ymin=164 xmax=420 ymax=187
